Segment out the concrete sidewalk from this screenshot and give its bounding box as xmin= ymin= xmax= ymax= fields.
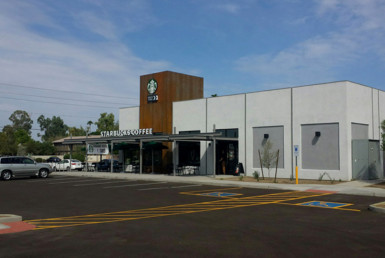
xmin=56 ymin=171 xmax=385 ymax=197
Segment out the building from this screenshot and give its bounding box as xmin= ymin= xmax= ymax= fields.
xmin=63 ymin=71 xmax=385 ymax=181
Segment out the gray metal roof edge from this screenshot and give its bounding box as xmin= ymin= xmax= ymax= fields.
xmin=61 ymin=132 xmax=225 ymax=145
xmin=173 ymin=80 xmax=384 ymax=104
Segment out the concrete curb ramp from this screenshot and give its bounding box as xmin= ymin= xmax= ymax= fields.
xmin=0 ymin=214 xmax=22 ymax=223
xmin=0 ymin=214 xmax=22 ymax=233
xmin=368 ymin=202 xmax=385 ymax=213
xmin=0 ymin=214 xmax=22 ymax=230
xmin=0 ymin=214 xmax=36 ymax=234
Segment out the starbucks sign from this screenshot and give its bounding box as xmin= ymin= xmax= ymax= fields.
xmin=147 ymin=78 xmax=158 ymax=103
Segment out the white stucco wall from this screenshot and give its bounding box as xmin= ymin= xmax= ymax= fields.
xmin=119 ymin=106 xmax=139 ymax=130
xmin=293 ymin=82 xmax=348 ymax=180
xmin=245 ymin=88 xmax=292 ymax=178
xmin=206 ymin=94 xmax=246 ymax=175
xmin=174 ymin=99 xmax=209 ymax=174
xmin=173 ymin=99 xmax=206 ymax=133
xmin=380 ymin=90 xmax=385 ymax=131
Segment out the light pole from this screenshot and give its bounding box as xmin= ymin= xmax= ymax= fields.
xmin=85 ymin=122 xmax=92 ymax=172
xmin=85 ymin=129 xmax=88 ymax=172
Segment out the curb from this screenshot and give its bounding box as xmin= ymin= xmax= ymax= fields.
xmin=0 ymin=224 xmax=10 ymax=230
xmin=368 ymin=202 xmax=385 ymax=213
xmin=0 ymin=215 xmax=37 ymax=235
xmin=0 ymin=214 xmax=23 ymax=234
xmin=0 ymin=214 xmax=22 ymax=223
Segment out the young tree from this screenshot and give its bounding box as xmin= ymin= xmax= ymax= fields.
xmin=261 ymin=140 xmax=278 ymax=178
xmin=37 ymin=115 xmax=69 ymax=142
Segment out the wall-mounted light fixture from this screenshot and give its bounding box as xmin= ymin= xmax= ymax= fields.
xmin=264 ymin=134 xmax=269 ymax=139
xmin=315 ymin=131 xmax=321 ymax=137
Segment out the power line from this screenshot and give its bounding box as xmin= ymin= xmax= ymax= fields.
xmin=0 ymin=96 xmax=121 ymax=109
xmin=0 ymin=109 xmax=100 ymax=119
xmin=0 ymin=89 xmax=134 ymax=106
xmin=0 ymin=82 xmax=138 ymax=100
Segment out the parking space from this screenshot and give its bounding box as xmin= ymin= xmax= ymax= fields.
xmin=1 ymin=175 xmax=385 ymax=257
xmin=1 ymin=174 xmax=379 ymax=221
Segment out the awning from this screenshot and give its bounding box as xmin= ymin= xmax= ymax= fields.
xmin=61 ymin=132 xmax=232 ymax=145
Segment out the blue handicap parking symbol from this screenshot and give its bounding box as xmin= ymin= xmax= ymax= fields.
xmin=300 ymin=201 xmax=348 ymax=208
xmin=201 ymin=192 xmax=239 ymax=197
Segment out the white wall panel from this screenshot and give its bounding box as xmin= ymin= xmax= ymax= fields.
xmin=119 ymin=107 xmax=139 ymax=130
xmin=246 ymin=89 xmax=292 ymax=178
xmin=173 ymin=99 xmax=206 ymax=133
xmin=293 ymin=82 xmax=348 ymax=180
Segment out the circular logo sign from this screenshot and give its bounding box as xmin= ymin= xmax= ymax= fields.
xmin=147 ymin=79 xmax=158 ymax=94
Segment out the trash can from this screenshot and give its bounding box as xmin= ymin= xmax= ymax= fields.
xmin=234 ymin=163 xmax=244 ymax=176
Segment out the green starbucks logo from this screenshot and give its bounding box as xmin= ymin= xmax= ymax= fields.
xmin=147 ymin=79 xmax=158 ymax=94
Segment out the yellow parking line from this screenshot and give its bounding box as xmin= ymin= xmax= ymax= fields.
xmin=26 ymin=191 xmax=339 ymax=230
xmin=180 ymin=187 xmax=243 ymax=197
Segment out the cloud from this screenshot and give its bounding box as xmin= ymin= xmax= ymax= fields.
xmin=0 ymin=0 xmax=170 ymax=91
xmin=75 ymin=11 xmax=118 ymax=40
xmin=212 ymin=3 xmax=241 ymax=14
xmin=0 ymin=0 xmax=170 ymax=134
xmin=235 ymin=0 xmax=385 ymax=87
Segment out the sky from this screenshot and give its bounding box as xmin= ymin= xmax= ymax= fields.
xmin=1 ymin=0 xmax=385 ymax=140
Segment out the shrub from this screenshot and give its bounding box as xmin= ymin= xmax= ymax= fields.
xmin=253 ymin=171 xmax=260 ymax=181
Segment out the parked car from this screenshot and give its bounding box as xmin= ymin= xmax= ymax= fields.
xmin=55 ymin=159 xmax=84 ymax=171
xmin=46 ymin=157 xmax=61 ymax=163
xmin=0 ymin=156 xmax=53 ymax=180
xmin=95 ymin=159 xmax=122 ymax=172
xmin=45 ymin=157 xmax=62 ymax=170
xmin=82 ymin=162 xmax=96 ymax=172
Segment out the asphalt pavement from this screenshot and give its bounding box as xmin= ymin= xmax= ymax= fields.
xmin=1 ymin=171 xmax=385 ymax=233
xmin=54 ymin=171 xmax=385 ymax=197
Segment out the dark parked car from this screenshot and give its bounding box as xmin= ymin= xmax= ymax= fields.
xmin=46 ymin=157 xmax=61 ymax=163
xmin=95 ymin=159 xmax=122 ymax=172
xmin=0 ymin=156 xmax=53 ymax=180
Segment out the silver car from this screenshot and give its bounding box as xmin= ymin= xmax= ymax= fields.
xmin=0 ymin=156 xmax=53 ymax=181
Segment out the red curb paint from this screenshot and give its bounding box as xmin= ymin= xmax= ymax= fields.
xmin=0 ymin=221 xmax=36 ymax=234
xmin=306 ymin=189 xmax=338 ymax=194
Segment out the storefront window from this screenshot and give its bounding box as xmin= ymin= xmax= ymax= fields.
xmin=216 ymin=128 xmax=238 ymax=138
xmin=178 ymin=142 xmax=200 ymax=166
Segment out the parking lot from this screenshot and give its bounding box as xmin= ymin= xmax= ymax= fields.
xmin=1 ymin=174 xmax=385 ymax=257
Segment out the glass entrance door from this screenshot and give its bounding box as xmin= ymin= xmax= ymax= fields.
xmin=216 ymin=141 xmax=238 ymax=175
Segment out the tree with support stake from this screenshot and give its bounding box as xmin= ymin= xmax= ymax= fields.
xmin=259 ymin=140 xmax=279 ymax=181
xmin=259 ymin=140 xmax=278 ymax=178
xmin=274 ymin=149 xmax=279 ymax=183
xmin=258 ymin=150 xmax=265 ymax=180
